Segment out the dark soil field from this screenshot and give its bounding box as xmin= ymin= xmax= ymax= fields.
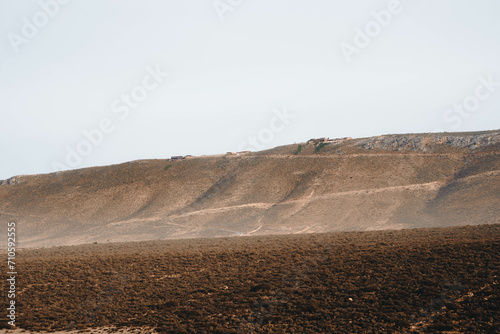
xmin=1 ymin=224 xmax=499 ymax=333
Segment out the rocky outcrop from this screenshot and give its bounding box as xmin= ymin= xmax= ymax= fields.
xmin=0 ymin=176 xmax=24 ymax=186
xmin=355 ymin=131 xmax=500 ymax=152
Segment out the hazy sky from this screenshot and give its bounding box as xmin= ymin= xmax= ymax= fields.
xmin=1 ymin=0 xmax=499 ymax=179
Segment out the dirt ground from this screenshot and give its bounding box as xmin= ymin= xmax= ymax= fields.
xmin=0 ymin=327 xmax=158 ymax=333
xmin=1 ymin=224 xmax=498 ymax=333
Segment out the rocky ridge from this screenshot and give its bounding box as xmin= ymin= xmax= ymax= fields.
xmin=355 ymin=131 xmax=499 ymax=152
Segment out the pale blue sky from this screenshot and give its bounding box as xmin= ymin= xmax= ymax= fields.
xmin=1 ymin=0 xmax=499 ymax=179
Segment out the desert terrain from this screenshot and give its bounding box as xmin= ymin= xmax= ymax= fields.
xmin=0 ymin=130 xmax=499 ymax=333
xmin=0 ymin=130 xmax=499 ymax=249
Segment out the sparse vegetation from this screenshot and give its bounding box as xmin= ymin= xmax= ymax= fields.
xmin=293 ymin=144 xmax=303 ymax=155
xmin=164 ymin=164 xmax=172 ymax=171
xmin=315 ymin=142 xmax=328 ymax=152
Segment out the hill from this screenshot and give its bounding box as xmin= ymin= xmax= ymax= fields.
xmin=1 ymin=130 xmax=499 ymax=248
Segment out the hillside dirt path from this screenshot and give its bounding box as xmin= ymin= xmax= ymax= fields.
xmin=110 ymin=169 xmax=499 ymax=228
